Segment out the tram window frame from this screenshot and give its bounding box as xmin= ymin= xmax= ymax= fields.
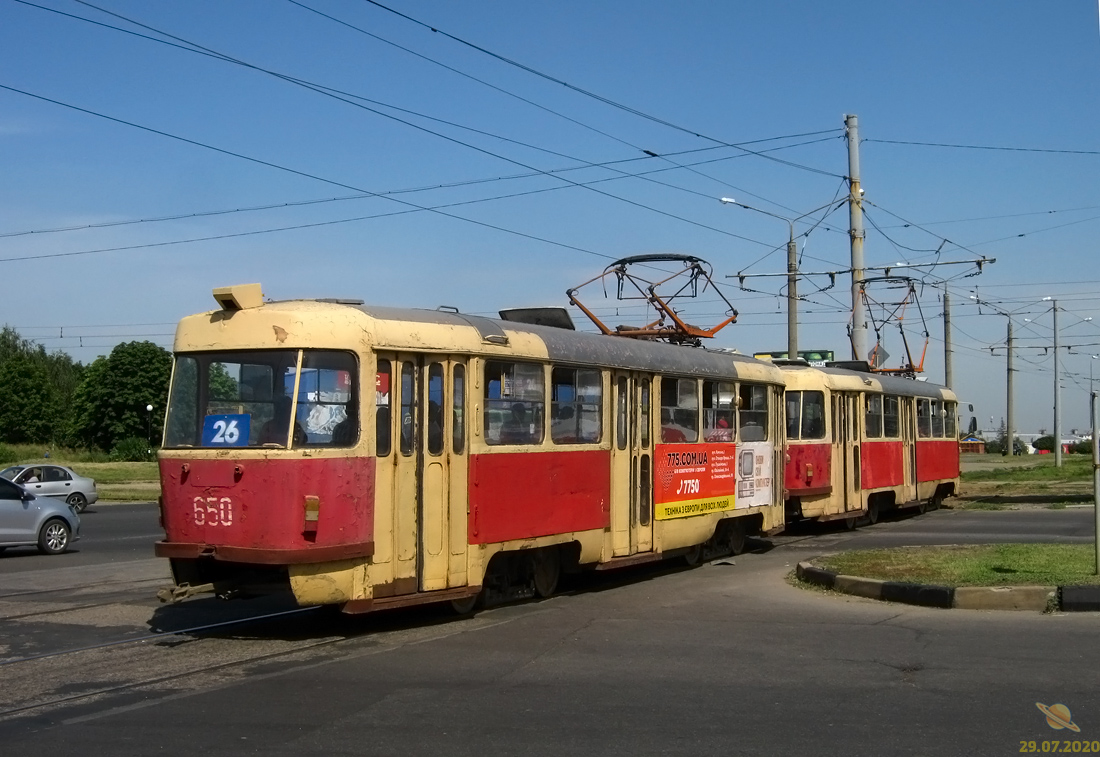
xmin=162 ymin=349 xmax=359 ymax=450
xmin=376 ymin=359 xmax=392 ymax=457
xmin=615 ymin=377 xmax=628 ymax=450
xmin=702 ymin=381 xmax=735 ymax=442
xmin=452 ymin=364 xmax=465 ymax=454
xmin=296 ymin=350 xmax=359 ymax=449
xmin=786 ymin=390 xmax=826 ymax=440
xmin=660 ymin=377 xmax=699 ymax=443
xmin=400 ymin=362 xmax=416 ymax=456
xmin=484 ymin=360 xmax=545 ymax=446
xmin=917 ymin=398 xmax=932 ymax=438
xmin=945 ymin=400 xmax=957 ymax=438
xmin=883 ymin=395 xmax=901 ymax=438
xmin=865 ymin=394 xmax=883 ymax=439
xmin=551 ymin=366 xmax=603 ymax=445
xmin=738 ymin=383 xmax=769 ymax=442
xmin=426 ymin=363 xmax=445 ymax=456
xmin=640 ymin=378 xmax=651 ymax=449
xmin=931 ymin=399 xmax=945 ymax=438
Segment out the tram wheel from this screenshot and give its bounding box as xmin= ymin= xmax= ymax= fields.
xmin=917 ymin=499 xmax=929 ymax=515
xmin=450 ymin=590 xmax=482 ymax=615
xmin=531 ymin=548 xmax=561 ymax=598
xmin=727 ymin=520 xmax=747 ymax=556
xmin=844 ymin=516 xmax=859 ymax=531
xmin=682 ymin=544 xmax=704 ymax=567
xmin=866 ymin=499 xmax=880 ymax=526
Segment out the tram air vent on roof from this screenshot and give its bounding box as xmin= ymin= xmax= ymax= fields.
xmin=498 ymin=307 xmax=575 ymax=330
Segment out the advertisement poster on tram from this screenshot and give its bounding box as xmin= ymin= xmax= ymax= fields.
xmin=734 ymin=441 xmax=773 ymax=509
xmin=653 ymin=443 xmax=738 ymax=520
xmin=653 ymin=442 xmax=774 ymax=519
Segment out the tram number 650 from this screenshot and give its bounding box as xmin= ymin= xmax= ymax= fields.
xmin=193 ymin=496 xmax=234 ymax=526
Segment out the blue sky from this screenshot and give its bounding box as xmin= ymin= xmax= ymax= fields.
xmin=3 ymin=0 xmax=1100 ymax=435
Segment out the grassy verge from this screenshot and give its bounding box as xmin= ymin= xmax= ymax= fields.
xmin=814 ymin=544 xmax=1100 ymax=587
xmin=97 ymin=485 xmax=161 ymax=503
xmin=961 ymin=456 xmax=1092 ymax=482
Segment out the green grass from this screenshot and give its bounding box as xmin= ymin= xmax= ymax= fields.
xmin=98 ymin=484 xmax=161 ymax=502
xmin=814 ymin=544 xmax=1100 ymax=587
xmin=0 ymin=443 xmax=111 ymax=465
xmin=962 ymin=456 xmax=1092 ymax=482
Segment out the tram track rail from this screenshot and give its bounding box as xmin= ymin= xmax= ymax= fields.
xmin=0 ymin=600 xmax=529 ymax=724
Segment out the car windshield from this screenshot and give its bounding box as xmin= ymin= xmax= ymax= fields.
xmin=0 ymin=466 xmax=24 ymax=481
xmin=163 ymin=349 xmax=358 ymax=449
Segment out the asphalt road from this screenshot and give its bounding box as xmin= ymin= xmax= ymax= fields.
xmin=0 ymin=502 xmax=162 ymax=574
xmin=1 ymin=506 xmax=1099 ymax=756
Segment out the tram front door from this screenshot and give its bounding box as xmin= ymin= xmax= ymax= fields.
xmin=609 ymin=373 xmax=654 ymax=557
xmin=385 ymin=353 xmax=469 ymax=595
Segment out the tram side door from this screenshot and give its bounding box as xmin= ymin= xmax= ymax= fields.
xmin=837 ymin=392 xmax=861 ymax=514
xmin=609 ymin=373 xmax=654 ymax=556
xmin=390 ymin=354 xmax=467 ymax=594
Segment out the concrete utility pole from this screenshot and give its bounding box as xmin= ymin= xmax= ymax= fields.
xmin=1006 ymin=319 xmax=1014 ymax=457
xmin=1092 ymin=389 xmax=1099 ymax=575
xmin=787 ymin=234 xmax=798 ymax=360
xmin=943 ymin=286 xmax=953 ymax=389
xmin=1054 ymin=299 xmax=1062 ymax=467
xmin=846 ymin=114 xmax=869 ymax=363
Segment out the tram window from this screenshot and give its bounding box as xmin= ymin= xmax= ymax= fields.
xmin=427 ymin=363 xmax=444 ymax=456
xmin=945 ymin=401 xmax=957 ymax=438
xmin=640 ymin=379 xmax=651 ymax=449
xmin=615 ymin=376 xmax=628 ymax=449
xmin=883 ymin=395 xmax=900 ymax=438
xmin=702 ymin=381 xmax=734 ymax=442
xmin=917 ymin=398 xmax=932 ymax=438
xmin=452 ymin=364 xmax=465 ymax=454
xmin=800 ymin=391 xmax=826 ymax=439
xmin=660 ymin=378 xmax=698 ymax=443
xmin=298 ymin=351 xmax=358 ymax=448
xmin=639 ymin=454 xmax=652 ymax=526
xmin=164 ymin=349 xmax=364 ymax=450
xmin=376 ymin=360 xmax=392 ymax=457
xmin=738 ymin=383 xmax=768 ymax=442
xmin=865 ymin=394 xmax=883 ymax=438
xmin=484 ymin=361 xmax=544 ymax=446
xmin=400 ymin=362 xmax=416 ymax=455
xmin=931 ymin=400 xmax=945 ymax=438
xmin=552 ymin=367 xmax=603 ymax=445
xmin=785 ymin=392 xmax=801 ymax=440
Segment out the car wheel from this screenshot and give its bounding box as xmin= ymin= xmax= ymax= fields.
xmin=67 ymin=493 xmax=88 ymax=513
xmin=38 ymin=519 xmax=71 ymax=555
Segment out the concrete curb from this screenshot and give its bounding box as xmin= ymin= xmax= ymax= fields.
xmin=795 ymin=561 xmax=1089 ymax=612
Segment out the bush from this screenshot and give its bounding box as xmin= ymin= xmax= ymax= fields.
xmin=985 ymin=440 xmax=1003 ymax=455
xmin=1073 ymin=439 xmax=1093 ymax=455
xmin=110 ymin=437 xmax=156 ymax=462
xmin=0 ymin=443 xmax=17 ymax=465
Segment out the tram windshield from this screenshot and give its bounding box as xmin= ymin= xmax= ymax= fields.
xmin=163 ymin=349 xmax=358 ymax=449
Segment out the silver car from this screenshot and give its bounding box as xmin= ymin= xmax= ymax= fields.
xmin=0 ymin=476 xmax=80 ymax=555
xmin=0 ymin=464 xmax=98 ymax=513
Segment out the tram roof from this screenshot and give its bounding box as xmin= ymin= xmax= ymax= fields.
xmin=357 ymin=305 xmax=783 ymax=382
xmin=778 ymin=362 xmax=957 ymax=400
xmin=175 ymin=299 xmax=782 ymax=383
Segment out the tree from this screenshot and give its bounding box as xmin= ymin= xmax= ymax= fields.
xmin=0 ymin=359 xmax=55 ymax=443
xmin=1033 ymin=435 xmax=1056 ymax=452
xmin=70 ymin=341 xmax=172 ymax=451
xmin=0 ymin=325 xmax=83 ymax=445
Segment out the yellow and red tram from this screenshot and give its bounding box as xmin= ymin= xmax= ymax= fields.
xmin=781 ymin=362 xmax=960 ymax=527
xmin=155 ymin=285 xmax=786 ymax=613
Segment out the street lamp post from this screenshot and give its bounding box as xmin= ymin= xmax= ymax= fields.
xmin=146 ymin=404 xmax=154 ymax=452
xmin=720 ymin=198 xmax=841 ymax=361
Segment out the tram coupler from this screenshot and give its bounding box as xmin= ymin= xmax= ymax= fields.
xmin=157 ymin=582 xmax=216 ymax=604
